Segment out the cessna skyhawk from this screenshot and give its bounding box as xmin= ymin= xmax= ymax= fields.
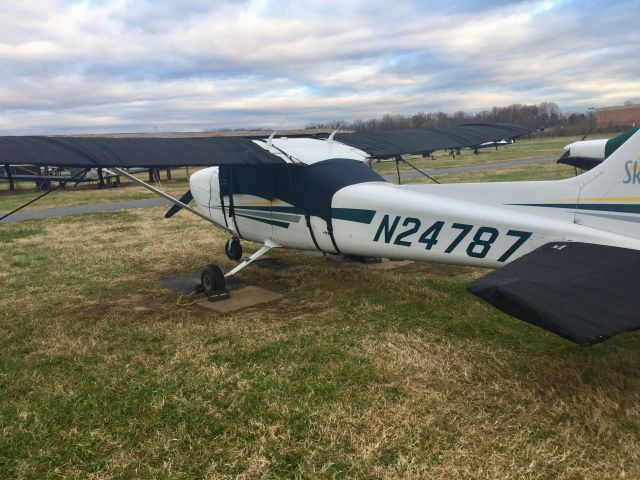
xmin=2 ymin=123 xmax=640 ymax=345
xmin=558 ymin=126 xmax=640 ymax=171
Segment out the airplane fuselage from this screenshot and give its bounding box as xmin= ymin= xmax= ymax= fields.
xmin=190 ymin=156 xmax=640 ymax=269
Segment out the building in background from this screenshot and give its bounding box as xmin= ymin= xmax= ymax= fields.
xmin=596 ymin=104 xmax=640 ymax=130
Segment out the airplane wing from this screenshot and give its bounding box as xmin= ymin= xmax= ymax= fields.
xmin=0 ymin=123 xmax=532 ymax=169
xmin=468 ymin=242 xmax=640 ymax=344
xmin=0 ymin=136 xmax=285 ymax=168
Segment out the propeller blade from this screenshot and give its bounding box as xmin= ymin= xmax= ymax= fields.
xmin=164 ymin=190 xmax=193 ymax=218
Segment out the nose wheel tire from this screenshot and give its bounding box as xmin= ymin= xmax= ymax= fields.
xmin=201 ymin=264 xmax=226 ymax=295
xmin=225 ymin=237 xmax=243 ymax=261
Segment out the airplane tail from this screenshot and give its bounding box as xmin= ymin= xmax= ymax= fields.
xmin=571 ymin=127 xmax=640 ymax=238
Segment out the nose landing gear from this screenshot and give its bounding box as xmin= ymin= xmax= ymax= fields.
xmin=225 ymin=237 xmax=243 ymax=261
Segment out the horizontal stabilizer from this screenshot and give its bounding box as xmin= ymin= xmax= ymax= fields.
xmin=468 ymin=242 xmax=640 ymax=344
xmin=557 ymin=155 xmax=602 ymax=171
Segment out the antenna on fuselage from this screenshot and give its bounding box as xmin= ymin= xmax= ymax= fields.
xmin=328 ymin=123 xmax=344 ymax=143
xmin=267 ymin=131 xmax=276 ymax=148
xmin=267 ymin=116 xmax=289 ymax=148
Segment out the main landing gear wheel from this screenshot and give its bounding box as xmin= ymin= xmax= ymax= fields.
xmin=199 ymin=243 xmax=275 ymax=302
xmin=201 ymin=263 xmax=226 ymax=296
xmin=225 ymin=237 xmax=243 ymax=261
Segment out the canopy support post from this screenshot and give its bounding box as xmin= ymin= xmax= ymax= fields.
xmin=4 ymin=164 xmax=14 ymax=191
xmin=400 ymin=158 xmax=440 ymax=184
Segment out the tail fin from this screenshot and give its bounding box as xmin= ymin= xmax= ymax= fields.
xmin=579 ymin=127 xmax=640 ymax=197
xmin=573 ymin=128 xmax=640 ymax=238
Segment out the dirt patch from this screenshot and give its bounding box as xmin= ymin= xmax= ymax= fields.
xmin=196 ymin=286 xmax=283 ymax=313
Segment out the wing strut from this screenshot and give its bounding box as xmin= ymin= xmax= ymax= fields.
xmin=399 ymin=157 xmax=440 ymax=184
xmin=392 ymin=156 xmax=440 ymax=185
xmin=110 ymin=167 xmax=233 ymax=233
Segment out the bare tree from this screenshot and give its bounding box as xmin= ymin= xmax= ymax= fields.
xmin=308 ymin=101 xmax=613 ymax=134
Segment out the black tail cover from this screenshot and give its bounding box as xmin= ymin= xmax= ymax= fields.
xmin=468 ymin=242 xmax=640 ymax=344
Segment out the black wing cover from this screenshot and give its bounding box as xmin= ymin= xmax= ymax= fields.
xmin=0 ymin=136 xmax=284 ymax=168
xmin=0 ymin=123 xmax=531 ymax=167
xmin=468 ymin=242 xmax=640 ymax=344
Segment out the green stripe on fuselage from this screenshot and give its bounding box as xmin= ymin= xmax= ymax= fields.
xmin=510 ymin=203 xmax=640 ymax=214
xmin=331 ymin=208 xmax=376 ymax=224
xmin=234 ymin=205 xmax=302 ymax=214
xmin=235 ymin=213 xmax=290 ymax=229
xmin=235 ymin=209 xmax=301 ymax=223
xmin=212 ymin=205 xmax=301 ymax=224
xmin=578 ymin=211 xmax=640 ymax=223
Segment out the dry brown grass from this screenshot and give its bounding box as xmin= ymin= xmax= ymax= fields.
xmin=347 ymin=332 xmax=640 ymax=479
xmin=2 ymin=184 xmax=640 ymax=479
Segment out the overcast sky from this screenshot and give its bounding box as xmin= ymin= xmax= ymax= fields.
xmin=1 ymin=0 xmax=638 ymax=134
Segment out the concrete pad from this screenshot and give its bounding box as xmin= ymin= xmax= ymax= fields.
xmin=160 ymin=271 xmax=245 ymax=294
xmin=196 ymin=286 xmax=283 ymax=313
xmin=367 ymin=259 xmax=414 ymax=270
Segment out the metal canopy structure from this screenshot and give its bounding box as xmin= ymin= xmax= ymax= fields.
xmin=327 ymin=123 xmax=533 ymax=158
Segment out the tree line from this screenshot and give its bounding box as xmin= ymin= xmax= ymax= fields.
xmin=307 ymin=102 xmax=610 ymax=136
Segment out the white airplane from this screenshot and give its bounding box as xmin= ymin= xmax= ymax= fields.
xmin=2 ymin=124 xmax=640 ymax=344
xmin=559 ymin=126 xmax=640 ymax=170
xmin=564 ymin=138 xmax=608 ymax=159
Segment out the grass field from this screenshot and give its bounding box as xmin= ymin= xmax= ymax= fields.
xmin=1 ymin=137 xmax=639 ymax=479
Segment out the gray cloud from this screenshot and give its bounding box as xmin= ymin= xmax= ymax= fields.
xmin=0 ymin=0 xmax=638 ymax=133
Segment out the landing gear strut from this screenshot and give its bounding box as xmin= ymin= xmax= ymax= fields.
xmin=199 ymin=240 xmax=279 ymax=302
xmin=225 ymin=237 xmax=243 ymax=261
